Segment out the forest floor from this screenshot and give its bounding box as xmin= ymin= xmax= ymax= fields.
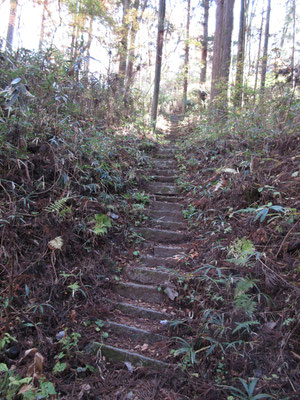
xmin=1 ymin=111 xmax=300 ymax=399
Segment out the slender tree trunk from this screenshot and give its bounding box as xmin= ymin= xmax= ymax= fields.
xmin=119 ymin=0 xmax=130 ymax=90
xmin=200 ymin=0 xmax=209 ymax=83
xmin=260 ymin=0 xmax=271 ymax=93
xmin=6 ymin=0 xmax=18 ymax=50
xmin=254 ymin=7 xmax=264 ymax=101
xmin=85 ymin=16 xmax=94 ymax=72
xmin=126 ymin=0 xmax=149 ymax=91
xmin=39 ymin=0 xmax=48 ymax=50
xmin=151 ymin=0 xmax=166 ymax=129
xmin=126 ymin=0 xmax=140 ymax=91
xmin=210 ymin=0 xmax=235 ymax=114
xmin=211 ymin=0 xmax=223 ymax=101
xmin=233 ymin=0 xmax=247 ymax=107
xmin=183 ymin=0 xmax=191 ymax=112
xmin=291 ymin=0 xmax=296 ymax=88
xmin=245 ymin=0 xmax=256 ymax=77
xmin=70 ymin=0 xmax=80 ymax=58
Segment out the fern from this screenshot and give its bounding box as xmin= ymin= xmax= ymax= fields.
xmin=45 ymin=197 xmax=70 ymax=214
xmin=91 ymin=214 xmax=112 ymax=236
xmin=234 ymin=278 xmax=257 ymax=315
xmin=228 ymin=237 xmax=258 ymax=266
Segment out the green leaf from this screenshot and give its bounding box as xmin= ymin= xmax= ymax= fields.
xmin=95 ymin=319 xmax=104 ymax=328
xmin=91 ymin=213 xmax=112 ymax=236
xmin=253 ymin=394 xmax=274 ymax=399
xmin=0 ymin=363 xmax=9 ymax=372
xmin=53 ymin=361 xmax=67 ymax=374
xmin=40 ymin=381 xmax=57 ymax=396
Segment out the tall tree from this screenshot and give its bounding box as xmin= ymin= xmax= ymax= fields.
xmin=183 ymin=0 xmax=191 ymax=111
xmin=233 ymin=0 xmax=247 ymax=107
xmin=210 ymin=0 xmax=235 ymax=113
xmin=151 ymin=0 xmax=166 ymax=129
xmin=84 ymin=16 xmax=94 ymax=72
xmin=118 ymin=0 xmax=130 ymax=89
xmin=291 ymin=0 xmax=296 ymax=88
xmin=260 ymin=0 xmax=271 ymax=93
xmin=6 ymin=0 xmax=18 ymax=50
xmin=253 ymin=7 xmax=264 ymax=101
xmin=39 ymin=0 xmax=49 ymax=50
xmin=200 ymin=0 xmax=209 ymax=83
xmin=126 ymin=0 xmax=148 ymax=92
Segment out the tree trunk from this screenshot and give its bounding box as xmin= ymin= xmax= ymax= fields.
xmin=126 ymin=0 xmax=148 ymax=92
xmin=291 ymin=0 xmax=296 ymax=88
xmin=200 ymin=0 xmax=209 ymax=83
xmin=253 ymin=7 xmax=264 ymax=101
xmin=118 ymin=0 xmax=130 ymax=90
xmin=183 ymin=0 xmax=191 ymax=112
xmin=70 ymin=0 xmax=80 ymax=58
xmin=126 ymin=0 xmax=140 ymax=91
xmin=39 ymin=0 xmax=49 ymax=50
xmin=233 ymin=0 xmax=247 ymax=107
xmin=260 ymin=0 xmax=271 ymax=93
xmin=151 ymin=0 xmax=166 ymax=129
xmin=6 ymin=0 xmax=18 ymax=50
xmin=84 ymin=16 xmax=94 ymax=72
xmin=210 ymin=0 xmax=235 ymax=114
xmin=245 ymin=0 xmax=257 ymax=77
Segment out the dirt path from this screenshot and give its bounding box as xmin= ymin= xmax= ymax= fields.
xmin=96 ymin=115 xmax=189 ymax=369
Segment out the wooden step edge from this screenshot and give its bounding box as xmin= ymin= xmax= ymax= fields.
xmin=112 ymin=281 xmax=165 ymax=303
xmin=108 ymin=300 xmax=171 ymax=320
xmin=152 ymin=195 xmax=184 ymax=203
xmin=125 ymin=265 xmax=173 ymax=284
xmin=140 ymin=255 xmax=185 ymax=268
xmin=146 ymin=219 xmax=186 ymax=230
xmin=105 ymin=320 xmax=168 ymax=344
xmin=87 ymin=342 xmax=170 ymax=369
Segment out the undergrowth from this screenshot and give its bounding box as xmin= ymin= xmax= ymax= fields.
xmin=169 ymin=91 xmax=300 ymax=399
xmin=0 ymin=46 xmax=156 ymax=399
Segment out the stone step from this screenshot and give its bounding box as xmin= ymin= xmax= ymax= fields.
xmin=88 ymin=343 xmax=169 ymax=369
xmin=113 ymin=281 xmax=164 ymax=303
xmin=146 ymin=183 xmax=181 ymax=196
xmin=152 ymin=160 xmax=177 ymax=169
xmin=105 ymin=321 xmax=167 ymax=344
xmin=151 ymin=201 xmax=182 ymax=212
xmin=147 ymin=210 xmax=184 ymax=221
xmin=153 ymin=195 xmax=184 ymax=203
xmin=136 ymin=227 xmax=187 ymax=243
xmin=111 ymin=301 xmax=171 ymax=320
xmin=151 ymin=169 xmax=178 ymax=177
xmin=151 ymin=175 xmax=177 ymax=183
xmin=156 ymin=147 xmax=176 ymax=154
xmin=153 ymin=245 xmax=187 ymax=258
xmin=154 ymin=153 xmax=175 ymax=159
xmin=126 ymin=265 xmax=173 ymax=284
xmin=147 ymin=219 xmax=185 ymax=231
xmin=141 ymin=255 xmax=181 ymax=268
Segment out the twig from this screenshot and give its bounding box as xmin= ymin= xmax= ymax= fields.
xmin=276 ymin=219 xmax=300 ymax=258
xmin=259 ymin=259 xmax=300 ymax=293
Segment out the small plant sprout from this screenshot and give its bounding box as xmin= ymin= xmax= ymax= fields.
xmin=221 ymin=377 xmax=274 ymax=399
xmin=228 ymin=237 xmax=261 ymax=266
xmin=91 ymin=213 xmax=112 ymax=236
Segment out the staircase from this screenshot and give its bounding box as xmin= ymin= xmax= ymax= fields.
xmin=95 ymin=116 xmax=188 ymax=369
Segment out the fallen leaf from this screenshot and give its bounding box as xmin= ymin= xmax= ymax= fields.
xmin=18 ymin=384 xmax=33 ymax=395
xmin=125 ymin=361 xmax=134 ymax=373
xmin=70 ymin=309 xmax=76 ymax=322
xmin=48 ymin=236 xmax=63 ymax=250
